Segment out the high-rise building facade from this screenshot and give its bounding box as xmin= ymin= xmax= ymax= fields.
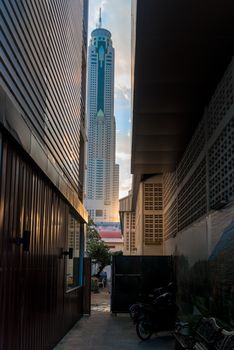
xmin=86 ymin=14 xmax=119 ymax=222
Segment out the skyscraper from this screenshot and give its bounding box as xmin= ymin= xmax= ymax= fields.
xmin=86 ymin=11 xmax=119 ymax=223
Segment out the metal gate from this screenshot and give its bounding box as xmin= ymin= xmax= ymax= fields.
xmin=111 ymin=255 xmax=174 ymax=313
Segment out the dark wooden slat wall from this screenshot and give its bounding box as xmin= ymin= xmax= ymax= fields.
xmin=0 ymin=134 xmax=83 ymax=350
xmin=1 ymin=0 xmax=86 ymax=193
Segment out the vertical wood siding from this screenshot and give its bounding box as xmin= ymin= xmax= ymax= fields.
xmin=0 ymin=134 xmax=83 ymax=350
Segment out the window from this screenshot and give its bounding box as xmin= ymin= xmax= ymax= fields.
xmin=96 ymin=209 xmax=103 ymax=217
xmin=66 ymin=213 xmax=80 ymax=290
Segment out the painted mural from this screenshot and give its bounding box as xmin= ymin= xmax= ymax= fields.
xmin=176 ymin=218 xmax=234 ymax=329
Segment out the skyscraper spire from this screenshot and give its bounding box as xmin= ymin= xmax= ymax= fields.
xmin=99 ymin=8 xmax=102 ymax=28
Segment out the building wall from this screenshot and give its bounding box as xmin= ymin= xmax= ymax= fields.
xmin=1 ymin=0 xmax=88 ymax=219
xmin=122 ymin=211 xmax=136 ymax=255
xmin=1 ymin=1 xmax=89 ymax=348
xmin=163 ymin=58 xmax=234 ymax=326
xmin=135 ymin=183 xmax=144 ymax=254
xmin=164 ymin=203 xmax=234 ymax=326
xmin=119 ymin=193 xmax=137 ymax=255
xmin=164 ymin=58 xmax=234 ymax=240
xmin=103 ymin=240 xmax=124 ymax=252
xmin=0 ymin=132 xmax=84 ymax=350
xmin=129 ymin=175 xmax=164 ymax=256
xmin=113 ymin=163 xmax=120 ymax=221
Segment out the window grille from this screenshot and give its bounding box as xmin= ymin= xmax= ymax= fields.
xmin=178 ymin=159 xmax=207 ymax=231
xmin=144 ymin=214 xmax=163 ymax=244
xmin=209 ymin=116 xmax=234 ymax=208
xmin=163 ymin=172 xmax=177 ymax=208
xmin=207 ymin=58 xmax=234 ymax=138
xmin=144 ymin=183 xmax=163 ymax=211
xmin=177 ymin=119 xmax=206 ymax=185
xmin=164 ymin=199 xmax=177 ymax=239
xmin=163 ymin=59 xmax=234 ymax=239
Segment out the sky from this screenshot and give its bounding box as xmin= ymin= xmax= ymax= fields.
xmin=88 ymin=0 xmax=132 ymax=199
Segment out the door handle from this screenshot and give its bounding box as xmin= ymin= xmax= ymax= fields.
xmin=61 ymin=247 xmax=73 ymax=259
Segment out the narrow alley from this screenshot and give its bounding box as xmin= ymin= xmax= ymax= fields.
xmin=54 ymin=288 xmax=175 ymax=350
xmin=1 ymin=1 xmax=234 ymax=349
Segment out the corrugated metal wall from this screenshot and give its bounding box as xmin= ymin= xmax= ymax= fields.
xmin=0 ymin=132 xmax=83 ymax=350
xmin=1 ymin=0 xmax=86 ymax=195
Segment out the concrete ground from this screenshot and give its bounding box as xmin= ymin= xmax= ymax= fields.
xmin=54 ymin=288 xmax=175 ymax=350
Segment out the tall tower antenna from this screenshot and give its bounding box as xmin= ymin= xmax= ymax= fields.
xmin=99 ymin=8 xmax=102 ymax=28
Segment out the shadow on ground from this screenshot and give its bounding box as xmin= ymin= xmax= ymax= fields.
xmin=54 ymin=288 xmax=175 ymax=349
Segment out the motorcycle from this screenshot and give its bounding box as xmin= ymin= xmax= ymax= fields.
xmin=135 ymin=291 xmax=178 ymax=340
xmin=129 ymin=282 xmax=175 ymax=324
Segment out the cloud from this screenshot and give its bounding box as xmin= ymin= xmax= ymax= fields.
xmin=116 ymin=132 xmax=131 ymax=154
xmin=88 ymin=0 xmax=109 ymax=31
xmin=119 ymin=176 xmax=132 ymax=199
xmin=116 ymin=152 xmax=131 ymax=161
xmin=118 ymin=158 xmax=132 ymax=199
xmin=115 ymin=85 xmax=131 ymax=104
xmin=88 ymin=0 xmax=131 ymax=89
xmin=116 ymin=132 xmax=132 ymax=198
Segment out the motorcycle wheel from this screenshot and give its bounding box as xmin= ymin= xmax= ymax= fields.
xmin=136 ymin=320 xmax=153 ymax=341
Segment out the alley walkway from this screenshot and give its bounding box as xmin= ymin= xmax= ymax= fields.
xmin=54 ymin=288 xmax=175 ymax=350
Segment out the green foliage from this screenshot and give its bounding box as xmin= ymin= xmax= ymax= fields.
xmin=86 ymin=238 xmax=111 ymax=265
xmin=86 ymin=218 xmax=111 ymax=275
xmin=111 ymin=250 xmax=123 ymax=256
xmin=87 ymin=218 xmax=100 ymax=240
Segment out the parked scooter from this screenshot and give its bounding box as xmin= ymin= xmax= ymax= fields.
xmin=129 ymin=282 xmax=175 ymax=323
xmin=135 ymin=291 xmax=178 ymax=340
xmin=129 ymin=293 xmax=155 ymax=323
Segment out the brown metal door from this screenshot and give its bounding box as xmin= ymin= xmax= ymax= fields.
xmin=0 ymin=139 xmax=24 ymax=350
